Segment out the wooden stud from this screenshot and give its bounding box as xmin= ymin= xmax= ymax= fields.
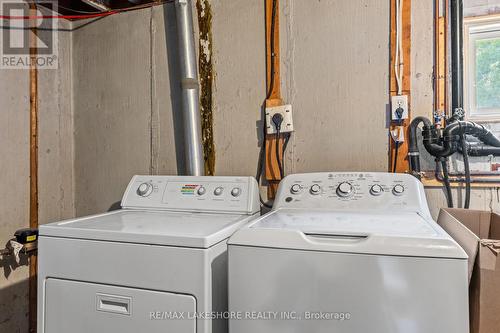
xmin=29 ymin=3 xmax=39 ymax=333
xmin=389 ymin=0 xmax=411 ymax=173
xmin=435 ymin=0 xmax=448 ymax=124
xmin=264 ymin=0 xmax=284 ymax=198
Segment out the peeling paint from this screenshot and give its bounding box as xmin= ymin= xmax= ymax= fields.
xmin=196 ymin=0 xmax=216 ymax=175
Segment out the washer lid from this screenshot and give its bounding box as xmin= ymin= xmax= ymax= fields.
xmin=40 ymin=209 xmax=255 ymax=248
xmin=228 ymin=209 xmax=468 ymax=259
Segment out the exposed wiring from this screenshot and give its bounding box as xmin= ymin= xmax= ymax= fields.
xmin=394 ymin=0 xmax=404 ymax=96
xmin=0 ymin=12 xmax=115 ymax=20
xmin=51 ymin=4 xmax=108 ymax=14
xmin=275 ymin=131 xmax=284 ymax=179
xmin=391 ymin=0 xmax=404 ymax=174
xmin=272 ymin=113 xmax=285 ymax=179
xmin=0 ymin=0 xmax=175 ymax=20
xmin=282 ymin=132 xmax=291 ymax=171
xmin=393 ymin=142 xmax=400 ymax=173
xmin=391 ymin=123 xmax=403 ymax=173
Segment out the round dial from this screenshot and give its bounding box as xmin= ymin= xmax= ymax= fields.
xmin=197 ymin=186 xmax=206 ymax=196
xmin=137 ymin=182 xmax=153 ymax=197
xmin=231 ymin=187 xmax=241 ymax=197
xmin=392 ymin=184 xmax=405 ymax=196
xmin=214 ymin=187 xmax=224 ymax=196
xmin=336 ymin=182 xmax=354 ymax=197
xmin=290 ymin=184 xmax=302 ymax=194
xmin=310 ymin=184 xmax=322 ymax=195
xmin=370 ymin=184 xmax=384 ymax=196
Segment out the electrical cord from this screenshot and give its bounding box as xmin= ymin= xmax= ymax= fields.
xmin=272 ymin=113 xmax=285 ymax=179
xmin=256 ymin=142 xmax=273 ymax=209
xmin=392 ymin=108 xmax=404 ymax=173
xmin=393 ymin=142 xmax=400 ymax=173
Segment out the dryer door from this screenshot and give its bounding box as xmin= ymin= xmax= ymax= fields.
xmin=44 ymin=279 xmax=196 ymax=333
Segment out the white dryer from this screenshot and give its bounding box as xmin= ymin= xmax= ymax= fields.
xmin=228 ymin=172 xmax=468 ymax=333
xmin=38 ymin=175 xmax=259 ymax=333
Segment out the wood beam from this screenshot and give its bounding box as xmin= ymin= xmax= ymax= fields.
xmin=435 ymin=0 xmax=448 ymax=124
xmin=29 ymin=3 xmax=39 ymax=333
xmin=389 ymin=0 xmax=412 ymax=173
xmin=265 ymin=0 xmax=283 ymax=199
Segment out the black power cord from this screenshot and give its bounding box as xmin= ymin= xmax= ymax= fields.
xmin=392 ymin=106 xmax=404 ymax=173
xmin=393 ymin=142 xmax=400 ymax=173
xmin=272 ymin=113 xmax=284 ymax=179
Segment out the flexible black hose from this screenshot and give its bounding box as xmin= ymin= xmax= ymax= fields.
xmin=440 ymin=159 xmax=454 ymax=208
xmin=459 ymin=124 xmax=471 ymax=209
xmin=409 ymin=117 xmax=433 ymax=173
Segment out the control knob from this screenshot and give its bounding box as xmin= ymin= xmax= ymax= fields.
xmin=370 ymin=184 xmax=384 ymax=196
xmin=137 ymin=182 xmax=153 ymax=197
xmin=197 ymin=186 xmax=206 ymax=196
xmin=336 ymin=182 xmax=354 ymax=197
xmin=214 ymin=187 xmax=224 ymax=196
xmin=392 ymin=184 xmax=405 ymax=196
xmin=290 ymin=184 xmax=302 ymax=194
xmin=231 ymin=187 xmax=242 ymax=197
xmin=310 ymin=184 xmax=322 ymax=195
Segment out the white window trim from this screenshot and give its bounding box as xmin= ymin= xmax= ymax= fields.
xmin=464 ymin=14 xmax=500 ymax=122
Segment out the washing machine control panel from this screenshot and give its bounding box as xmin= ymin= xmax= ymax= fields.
xmin=276 ymin=172 xmax=430 ymax=214
xmin=121 ymin=176 xmax=260 ymax=214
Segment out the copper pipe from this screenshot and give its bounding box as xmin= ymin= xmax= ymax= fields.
xmin=28 ymin=3 xmax=39 ymax=333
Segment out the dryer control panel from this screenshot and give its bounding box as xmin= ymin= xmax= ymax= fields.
xmin=274 ymin=172 xmax=431 ymax=216
xmin=121 ymin=176 xmax=260 ymax=214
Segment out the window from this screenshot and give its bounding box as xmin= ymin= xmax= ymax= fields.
xmin=465 ymin=15 xmax=500 ymax=120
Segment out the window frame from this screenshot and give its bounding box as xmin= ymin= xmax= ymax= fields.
xmin=464 ymin=14 xmax=500 ymax=121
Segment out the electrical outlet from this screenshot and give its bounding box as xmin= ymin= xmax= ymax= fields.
xmin=391 ymin=126 xmax=405 ymax=143
xmin=266 ymin=104 xmax=294 ymax=134
xmin=391 ymin=95 xmax=409 ymax=121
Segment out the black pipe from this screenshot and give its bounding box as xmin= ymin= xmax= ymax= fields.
xmin=451 ymin=0 xmax=464 ymax=117
xmin=436 ymin=173 xmax=500 ymax=183
xmin=462 ymin=142 xmax=500 ymax=156
xmin=450 ymin=171 xmax=500 ymax=176
xmin=409 ymin=117 xmax=433 ymax=173
xmin=459 ymin=124 xmax=471 ymax=208
xmin=437 ymin=158 xmax=454 ymax=208
xmin=423 ymin=121 xmax=500 ymax=158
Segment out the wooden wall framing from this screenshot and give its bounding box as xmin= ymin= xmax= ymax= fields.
xmin=389 ymin=0 xmax=412 ymax=173
xmin=264 ymin=0 xmax=283 ymax=199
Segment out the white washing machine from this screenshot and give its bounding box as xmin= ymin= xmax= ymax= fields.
xmin=38 ymin=175 xmax=259 ymax=333
xmin=228 ymin=172 xmax=469 ymax=333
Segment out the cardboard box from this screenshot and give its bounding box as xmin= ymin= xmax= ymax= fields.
xmin=438 ymin=208 xmax=500 ymax=333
